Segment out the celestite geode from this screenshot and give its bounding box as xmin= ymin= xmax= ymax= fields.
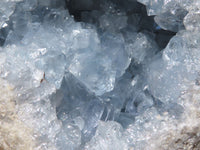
xmin=0 ymin=0 xmax=200 ymax=149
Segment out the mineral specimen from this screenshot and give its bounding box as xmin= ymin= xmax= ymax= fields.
xmin=0 ymin=0 xmax=200 ymax=149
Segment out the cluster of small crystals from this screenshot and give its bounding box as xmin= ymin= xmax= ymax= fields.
xmin=0 ymin=0 xmax=200 ymax=149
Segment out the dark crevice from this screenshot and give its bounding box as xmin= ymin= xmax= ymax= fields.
xmin=154 ymin=29 xmax=176 ymax=49
xmin=0 ymin=23 xmax=10 ymax=46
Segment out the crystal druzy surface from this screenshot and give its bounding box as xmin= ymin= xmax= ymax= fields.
xmin=0 ymin=0 xmax=200 ymax=149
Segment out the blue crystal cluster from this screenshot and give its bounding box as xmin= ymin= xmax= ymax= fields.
xmin=0 ymin=0 xmax=200 ymax=149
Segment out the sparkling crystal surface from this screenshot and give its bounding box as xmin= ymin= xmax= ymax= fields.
xmin=1 ymin=0 xmax=200 ymax=149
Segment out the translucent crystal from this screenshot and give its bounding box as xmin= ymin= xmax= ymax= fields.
xmin=127 ymin=32 xmax=159 ymax=64
xmin=69 ymin=31 xmax=130 ymax=95
xmin=0 ymin=0 xmax=21 ymax=28
xmin=137 ymin=0 xmax=191 ymax=32
xmin=1 ymin=0 xmax=200 ymax=149
xmin=84 ymin=121 xmax=127 ymax=150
